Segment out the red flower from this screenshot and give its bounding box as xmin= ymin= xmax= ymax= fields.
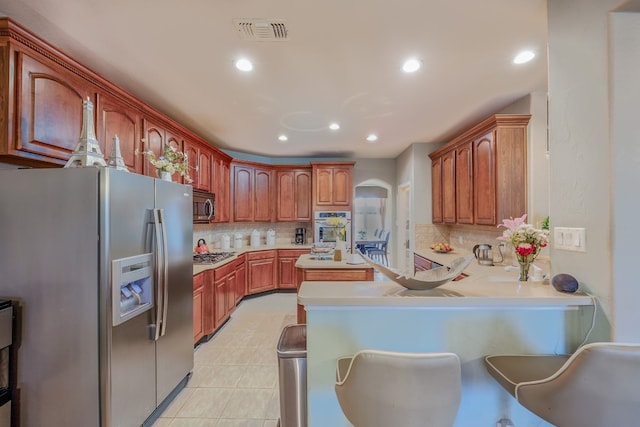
xmin=516 ymin=243 xmax=535 ymax=257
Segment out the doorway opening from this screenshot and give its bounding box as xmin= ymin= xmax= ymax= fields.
xmin=353 ymin=183 xmax=391 ymax=265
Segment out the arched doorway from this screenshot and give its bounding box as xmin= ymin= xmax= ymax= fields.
xmin=354 ymin=180 xmax=393 ymax=265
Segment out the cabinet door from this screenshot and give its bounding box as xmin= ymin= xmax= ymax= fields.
xmin=203 ymin=270 xmax=215 ymax=335
xmin=455 ymin=143 xmax=474 ymax=224
xmin=431 ymin=158 xmax=443 ymax=223
xmin=218 ymin=159 xmax=231 ymax=222
xmin=278 ymin=257 xmax=297 ymax=289
xmin=193 ymin=273 xmax=205 ymax=344
xmin=198 ymin=149 xmax=212 ymax=192
xmin=332 ymin=167 xmax=352 ymax=206
xmin=276 ymin=171 xmax=296 ymax=221
xmin=294 ymin=170 xmax=312 ymax=221
xmin=214 ymin=276 xmax=228 ymax=326
xmin=247 ymin=257 xmax=276 ymax=294
xmin=315 ymin=167 xmax=334 ymax=206
xmin=254 ymin=167 xmax=274 ymax=221
xmin=442 ymin=150 xmax=456 ymax=224
xmin=232 ymin=164 xmax=254 ymax=221
xmin=235 ymin=258 xmax=246 ymax=304
xmin=97 ymin=92 xmax=142 ymax=174
xmin=474 ymin=131 xmax=497 ymax=225
xmin=226 ymin=272 xmax=236 ymax=313
xmin=17 ymin=52 xmax=94 ymax=163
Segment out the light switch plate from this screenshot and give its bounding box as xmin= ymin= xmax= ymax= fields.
xmin=554 ymin=227 xmax=586 ymax=252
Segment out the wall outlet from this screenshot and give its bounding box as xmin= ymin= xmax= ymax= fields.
xmin=553 ymin=227 xmax=586 ymax=252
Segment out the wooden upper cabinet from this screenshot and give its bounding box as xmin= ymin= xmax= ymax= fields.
xmin=96 ymin=92 xmax=142 ymax=174
xmin=311 ymin=162 xmax=355 ymax=210
xmin=254 ymin=167 xmax=274 ymax=222
xmin=212 ymin=155 xmax=231 ymax=222
xmin=431 ymin=157 xmax=443 ymax=223
xmin=276 ymin=168 xmax=312 ymax=222
xmin=183 ymin=141 xmax=198 ymax=187
xmin=197 ymin=148 xmax=212 ymax=192
xmin=429 ymin=114 xmax=530 ymax=226
xmin=231 ymin=161 xmax=275 ymax=222
xmin=232 ymin=163 xmax=254 ymax=221
xmin=455 ymin=142 xmax=474 ymax=224
xmin=441 ymin=151 xmax=456 ymax=224
xmin=15 ymin=51 xmax=94 ymax=164
xmin=142 ymin=118 xmax=166 ymax=177
xmin=474 ymin=131 xmax=497 ymax=225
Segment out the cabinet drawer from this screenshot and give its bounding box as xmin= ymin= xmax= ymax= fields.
xmin=246 ymin=250 xmax=277 ymax=261
xmin=193 ymin=272 xmax=205 ymax=290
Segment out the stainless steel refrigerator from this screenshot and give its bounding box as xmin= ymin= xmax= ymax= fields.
xmin=0 ymin=167 xmax=194 ymax=426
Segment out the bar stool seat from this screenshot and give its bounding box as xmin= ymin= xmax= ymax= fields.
xmin=484 ymin=342 xmax=640 ymax=427
xmin=335 ymin=349 xmax=461 ymax=427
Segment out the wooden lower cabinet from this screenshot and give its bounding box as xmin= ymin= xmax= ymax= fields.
xmin=235 ymin=255 xmax=246 ymax=304
xmin=214 ymin=261 xmax=237 ymax=327
xmin=295 ymin=266 xmax=374 ymax=323
xmin=193 ymin=271 xmax=206 ymax=344
xmin=278 ymin=249 xmax=310 ymax=289
xmin=247 ymin=250 xmax=277 ymax=294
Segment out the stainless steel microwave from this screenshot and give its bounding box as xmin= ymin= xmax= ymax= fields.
xmin=193 ymin=189 xmax=214 ymax=223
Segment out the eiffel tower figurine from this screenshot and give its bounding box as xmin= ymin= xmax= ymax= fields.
xmin=65 ymin=97 xmax=107 ymax=168
xmin=107 ymin=135 xmax=129 ymax=172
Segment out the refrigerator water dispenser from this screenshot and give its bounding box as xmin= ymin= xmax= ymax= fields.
xmin=112 ymin=253 xmax=153 ymax=326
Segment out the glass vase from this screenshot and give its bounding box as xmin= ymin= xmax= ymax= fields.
xmin=518 ymin=260 xmax=531 ymax=282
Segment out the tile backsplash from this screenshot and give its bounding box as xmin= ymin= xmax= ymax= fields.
xmin=194 ymin=222 xmax=312 ymax=250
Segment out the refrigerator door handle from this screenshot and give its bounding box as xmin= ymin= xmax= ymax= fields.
xmin=152 ymin=208 xmax=165 ymax=341
xmin=158 ymin=208 xmax=169 ymax=337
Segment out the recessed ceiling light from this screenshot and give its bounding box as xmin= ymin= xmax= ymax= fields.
xmin=235 ymin=58 xmax=253 ymax=72
xmin=278 ymin=134 xmax=288 ymax=142
xmin=402 ymin=58 xmax=422 ymax=73
xmin=366 ymin=134 xmax=378 ymax=143
xmin=513 ymin=50 xmax=535 ymax=64
xmin=329 ymin=122 xmax=340 ymax=131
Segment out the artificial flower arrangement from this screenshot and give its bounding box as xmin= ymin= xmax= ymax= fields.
xmin=326 ymin=217 xmax=348 ymax=241
xmin=497 ymin=214 xmax=550 ymax=281
xmin=139 ymin=145 xmax=192 ymax=182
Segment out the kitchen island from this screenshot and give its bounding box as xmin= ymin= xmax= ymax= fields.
xmin=298 ymin=263 xmax=595 ymax=427
xmin=294 ymin=253 xmax=374 ymax=323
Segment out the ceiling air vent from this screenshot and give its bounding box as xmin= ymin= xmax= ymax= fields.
xmin=234 ymin=19 xmax=289 ymax=41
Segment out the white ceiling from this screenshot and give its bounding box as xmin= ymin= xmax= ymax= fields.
xmin=0 ymin=0 xmax=548 ymax=159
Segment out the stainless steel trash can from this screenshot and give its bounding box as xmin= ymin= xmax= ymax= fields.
xmin=277 ymin=324 xmax=307 ymax=427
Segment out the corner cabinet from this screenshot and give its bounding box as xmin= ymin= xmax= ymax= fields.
xmin=429 ymin=114 xmax=530 ymax=226
xmin=231 ymin=161 xmax=275 ymax=222
xmin=275 ymin=167 xmax=312 ymax=222
xmin=311 ymin=162 xmax=355 ymax=211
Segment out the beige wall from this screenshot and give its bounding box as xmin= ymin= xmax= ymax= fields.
xmin=547 ymin=0 xmax=640 ymax=341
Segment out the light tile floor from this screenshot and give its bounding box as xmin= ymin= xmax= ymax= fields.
xmin=153 ymin=292 xmax=298 ymax=427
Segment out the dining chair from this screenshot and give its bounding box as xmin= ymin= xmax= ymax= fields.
xmin=484 ymin=342 xmax=640 ymax=427
xmin=335 ymin=349 xmax=461 ymax=427
xmin=367 ymin=230 xmax=390 ymax=265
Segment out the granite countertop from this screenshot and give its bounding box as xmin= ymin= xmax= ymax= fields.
xmin=193 ymin=243 xmax=312 ymax=275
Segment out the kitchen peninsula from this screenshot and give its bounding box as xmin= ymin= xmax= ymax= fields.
xmin=298 ymin=261 xmax=594 ymax=427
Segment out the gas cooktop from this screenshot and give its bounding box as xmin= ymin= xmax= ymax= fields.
xmin=193 ymin=252 xmax=235 ymax=264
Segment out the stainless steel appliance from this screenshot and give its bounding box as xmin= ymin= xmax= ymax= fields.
xmin=0 ymin=300 xmax=12 ymax=427
xmin=314 ymin=211 xmax=352 ymax=251
xmin=294 ymin=227 xmax=306 ymax=245
xmin=473 ymin=243 xmax=504 ymax=266
xmin=193 ymin=189 xmax=215 ymax=223
xmin=0 ymin=168 xmax=193 ymax=427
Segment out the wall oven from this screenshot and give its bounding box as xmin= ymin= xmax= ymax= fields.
xmin=193 ymin=189 xmax=215 ymax=224
xmin=314 ymin=211 xmax=352 ymax=250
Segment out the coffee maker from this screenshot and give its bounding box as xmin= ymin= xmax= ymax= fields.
xmin=294 ymin=227 xmax=306 ymax=245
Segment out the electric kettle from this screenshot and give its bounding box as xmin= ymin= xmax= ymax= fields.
xmin=473 ymin=243 xmax=503 ymax=266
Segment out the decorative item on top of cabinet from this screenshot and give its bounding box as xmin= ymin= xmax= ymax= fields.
xmin=429 ymin=114 xmax=530 ymax=226
xmin=311 ymin=162 xmax=355 ymax=210
xmin=275 ymin=166 xmax=312 ymax=221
